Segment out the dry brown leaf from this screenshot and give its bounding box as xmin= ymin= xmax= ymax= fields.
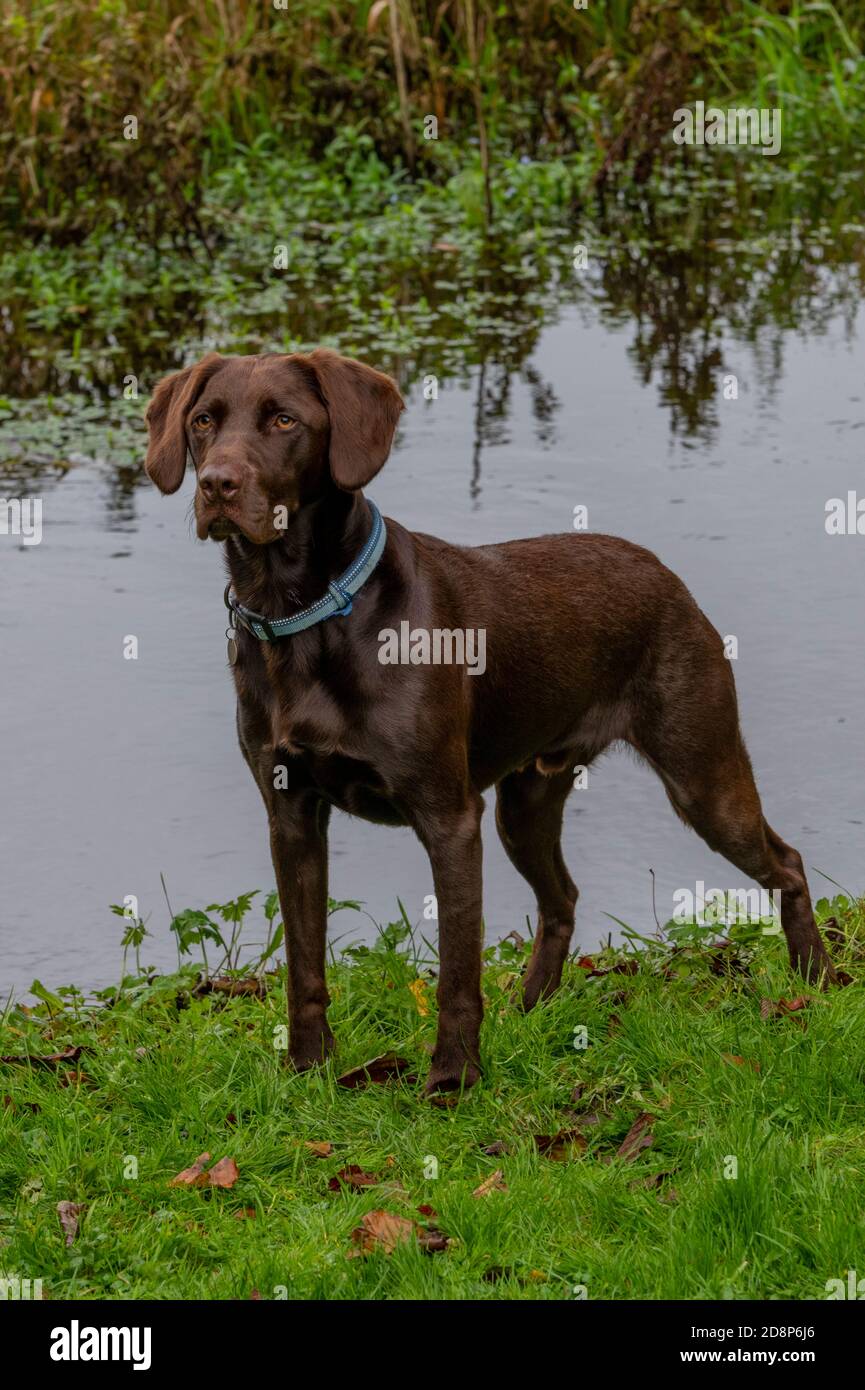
xmin=233 ymin=1207 xmax=256 ymax=1220
xmin=3 ymin=1094 xmax=40 ymax=1114
xmin=168 ymin=1152 xmax=211 ymax=1188
xmin=56 ymin=1200 xmax=82 ymax=1246
xmin=577 ymin=957 xmax=638 ymax=978
xmin=418 ymin=1226 xmax=450 ymax=1253
xmin=304 ymin=1140 xmax=333 ymax=1157
xmin=58 ymin=1069 xmax=92 ymax=1088
xmin=480 ymin=1139 xmax=511 ymax=1156
xmin=328 ymin=1165 xmax=380 ymax=1191
xmin=193 ymin=976 xmax=265 ymax=999
xmin=207 ymin=1156 xmax=240 ymax=1189
xmin=336 ymin=1054 xmax=416 ymax=1088
xmin=616 ymin=1112 xmax=656 ymax=1162
xmin=760 ymin=995 xmax=810 ymax=1021
xmin=534 ymin=1130 xmax=588 ymax=1161
xmin=473 ymin=1168 xmax=507 ymax=1197
xmin=721 ymin=1053 xmax=760 ymax=1072
xmin=0 ymin=1045 xmax=86 ymax=1069
xmin=348 ymin=1209 xmax=416 ymax=1256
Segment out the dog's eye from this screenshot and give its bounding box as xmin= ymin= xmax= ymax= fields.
xmin=192 ymin=413 xmax=212 ymax=431
xmin=274 ymin=414 xmax=296 ymax=431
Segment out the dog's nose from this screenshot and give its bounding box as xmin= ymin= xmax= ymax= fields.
xmin=198 ymin=461 xmax=242 ymax=502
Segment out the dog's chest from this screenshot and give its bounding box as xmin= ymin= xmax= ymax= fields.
xmin=266 ymin=676 xmax=352 ymax=758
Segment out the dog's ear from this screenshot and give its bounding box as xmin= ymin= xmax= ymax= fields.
xmin=144 ymin=354 xmax=223 ymax=494
xmin=308 ymin=348 xmax=404 ymax=491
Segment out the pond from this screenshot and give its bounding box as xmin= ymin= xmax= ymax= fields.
xmin=2 ymin=185 xmax=864 ymax=991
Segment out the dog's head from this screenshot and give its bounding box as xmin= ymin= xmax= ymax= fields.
xmin=144 ymin=350 xmax=404 ymax=544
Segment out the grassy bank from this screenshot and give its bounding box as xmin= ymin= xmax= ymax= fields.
xmin=1 ymin=891 xmax=863 ymax=1300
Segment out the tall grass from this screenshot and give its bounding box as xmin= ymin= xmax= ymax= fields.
xmin=1 ymin=1 xmax=864 ymax=234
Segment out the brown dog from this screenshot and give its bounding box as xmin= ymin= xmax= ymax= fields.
xmin=145 ymin=349 xmax=836 ymax=1094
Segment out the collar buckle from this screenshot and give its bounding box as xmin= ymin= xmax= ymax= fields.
xmin=326 ymin=580 xmax=353 ymax=617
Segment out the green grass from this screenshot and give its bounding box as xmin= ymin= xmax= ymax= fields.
xmin=2 ymin=894 xmax=864 ymax=1300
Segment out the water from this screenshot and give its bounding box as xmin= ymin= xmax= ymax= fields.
xmin=2 ymin=249 xmax=864 ymax=993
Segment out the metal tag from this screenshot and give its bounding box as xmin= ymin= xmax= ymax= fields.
xmin=227 ymin=634 xmax=239 ymax=666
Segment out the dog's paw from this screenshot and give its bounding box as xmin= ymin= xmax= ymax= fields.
xmin=289 ymin=1031 xmax=335 ymax=1072
xmin=424 ymin=1057 xmax=481 ymax=1103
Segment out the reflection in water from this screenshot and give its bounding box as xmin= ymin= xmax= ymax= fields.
xmin=2 ymin=168 xmax=864 ymax=477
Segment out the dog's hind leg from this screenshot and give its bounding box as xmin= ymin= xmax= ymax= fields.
xmin=631 ymin=657 xmax=836 ymax=985
xmin=495 ymin=760 xmax=579 ymax=1009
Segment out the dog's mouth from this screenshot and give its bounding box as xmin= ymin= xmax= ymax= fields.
xmin=196 ymin=493 xmax=287 ymax=545
xmin=206 ymin=516 xmax=241 ymax=541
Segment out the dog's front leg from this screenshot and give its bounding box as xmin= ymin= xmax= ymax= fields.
xmin=415 ymin=793 xmax=485 ymax=1096
xmin=268 ymin=793 xmax=334 ymax=1071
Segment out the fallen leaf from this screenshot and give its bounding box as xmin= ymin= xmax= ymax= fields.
xmin=248 ymin=1289 xmax=262 ymax=1300
xmin=760 ymin=996 xmax=810 ymax=1021
xmin=336 ymin=1054 xmax=416 ymax=1088
xmin=0 ymin=1045 xmax=86 ymax=1069
xmin=616 ymin=1112 xmax=656 ymax=1162
xmin=57 ymin=1200 xmax=82 ymax=1246
xmin=534 ymin=1130 xmax=588 ymax=1161
xmin=473 ymin=1168 xmax=507 ymax=1197
xmin=304 ymin=1140 xmax=332 ymax=1157
xmin=233 ymin=1207 xmax=256 ymax=1220
xmin=207 ymin=1156 xmax=240 ymax=1189
xmin=417 ymin=1204 xmax=437 ymax=1218
xmin=721 ymin=1053 xmax=760 ymax=1072
xmin=560 ymin=1109 xmax=603 ymax=1127
xmin=480 ymin=1139 xmax=511 ymax=1156
xmin=169 ymin=1152 xmax=211 ymax=1188
xmin=58 ymin=1069 xmax=91 ymax=1087
xmin=3 ymin=1094 xmax=40 ymax=1114
xmin=193 ymin=977 xmax=265 ymax=999
xmin=348 ymin=1209 xmax=416 ymax=1256
xmin=630 ymin=1170 xmax=676 ymax=1193
xmin=576 ymin=957 xmax=638 ymax=978
xmin=407 ymin=978 xmax=430 ymax=1016
xmin=418 ymin=1225 xmax=450 ymax=1253
xmin=328 ymin=1165 xmax=379 ymax=1191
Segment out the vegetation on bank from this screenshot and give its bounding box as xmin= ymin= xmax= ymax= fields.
xmin=3 ymin=1 xmax=865 ymax=236
xmin=1 ymin=890 xmax=863 ymax=1300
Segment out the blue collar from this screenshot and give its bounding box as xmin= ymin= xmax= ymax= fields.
xmin=225 ymin=502 xmax=387 ymax=641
